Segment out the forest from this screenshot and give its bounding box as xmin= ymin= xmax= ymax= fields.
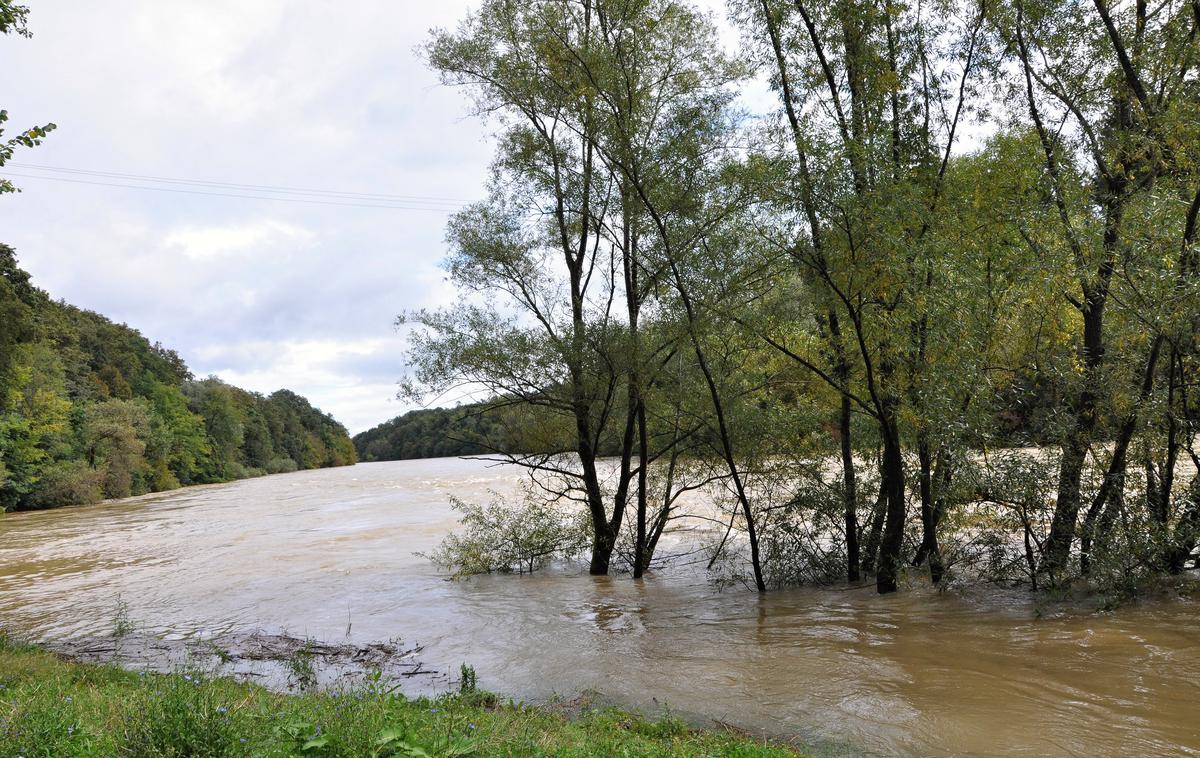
xmin=354 ymin=405 xmax=515 ymax=461
xmin=354 ymin=400 xmax=641 ymax=461
xmin=0 ymin=245 xmax=356 ymax=512
xmin=405 ymin=0 xmax=1200 ymax=595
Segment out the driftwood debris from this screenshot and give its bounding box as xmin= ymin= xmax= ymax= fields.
xmin=38 ymin=629 xmax=442 ymax=692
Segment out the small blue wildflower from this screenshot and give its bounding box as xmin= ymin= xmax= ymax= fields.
xmin=430 ymin=708 xmax=439 ymax=714
xmin=468 ymin=724 xmax=476 ymax=730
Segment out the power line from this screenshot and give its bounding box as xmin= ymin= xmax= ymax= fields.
xmin=8 ymin=161 xmax=470 ymax=204
xmin=0 ymin=171 xmax=470 ymax=212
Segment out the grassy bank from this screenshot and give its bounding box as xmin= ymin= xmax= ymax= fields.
xmin=0 ymin=637 xmax=803 ymax=757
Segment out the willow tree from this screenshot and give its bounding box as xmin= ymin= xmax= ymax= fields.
xmin=999 ymin=0 xmax=1200 ymax=581
xmin=418 ymin=0 xmax=699 ymax=576
xmin=737 ymin=0 xmax=993 ymax=592
xmin=418 ymin=0 xmax=774 ymax=584
xmin=550 ymin=0 xmax=769 ymax=588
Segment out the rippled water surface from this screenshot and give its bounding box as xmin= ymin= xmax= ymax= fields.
xmin=2 ymin=458 xmax=1198 ymax=755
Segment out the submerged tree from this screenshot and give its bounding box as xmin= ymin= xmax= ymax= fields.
xmin=414 ymin=0 xmax=757 ymax=581
xmin=735 ymin=0 xmax=997 ymax=592
xmin=998 ymin=0 xmax=1200 ymax=581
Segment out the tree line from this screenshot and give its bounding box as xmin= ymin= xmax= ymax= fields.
xmin=0 ymin=246 xmax=356 ymax=512
xmin=354 ymin=398 xmax=662 ymax=462
xmin=406 ymin=0 xmax=1200 ymax=594
xmin=354 ymin=405 xmax=518 ymax=462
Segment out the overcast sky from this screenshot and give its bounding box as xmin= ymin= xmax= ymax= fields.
xmin=0 ymin=0 xmax=739 ymax=434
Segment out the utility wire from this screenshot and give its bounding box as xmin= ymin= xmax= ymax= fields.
xmin=9 ymin=162 xmax=467 ymax=204
xmin=0 ymin=171 xmax=470 ymax=212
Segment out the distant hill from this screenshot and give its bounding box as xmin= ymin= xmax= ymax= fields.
xmin=352 ymin=405 xmax=510 ymax=461
xmin=354 ymin=398 xmax=637 ymax=462
xmin=0 ymin=244 xmax=356 ymax=511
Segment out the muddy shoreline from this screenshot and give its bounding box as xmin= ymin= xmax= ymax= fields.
xmin=28 ymin=628 xmax=446 ymax=693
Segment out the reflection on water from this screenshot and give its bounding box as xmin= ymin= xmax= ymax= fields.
xmin=1 ymin=458 xmax=1198 ymax=756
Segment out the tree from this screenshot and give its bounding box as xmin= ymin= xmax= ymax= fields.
xmin=83 ymin=398 xmax=151 ymax=499
xmin=0 ymin=246 xmax=356 ymax=511
xmin=736 ymin=0 xmax=993 ymax=592
xmin=0 ymin=2 xmax=55 ymax=195
xmin=999 ymin=0 xmax=1200 ymax=580
xmin=419 ymin=0 xmax=668 ymax=576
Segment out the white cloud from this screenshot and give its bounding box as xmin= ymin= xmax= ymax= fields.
xmin=198 ymin=337 xmax=404 ymax=434
xmin=0 ymin=0 xmax=743 ymax=435
xmin=164 ymin=220 xmax=314 ymax=261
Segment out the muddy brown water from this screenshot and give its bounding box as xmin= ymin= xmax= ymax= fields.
xmin=1 ymin=458 xmax=1198 ymax=756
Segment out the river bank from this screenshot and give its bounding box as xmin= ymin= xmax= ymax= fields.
xmin=0 ymin=636 xmax=803 ymax=757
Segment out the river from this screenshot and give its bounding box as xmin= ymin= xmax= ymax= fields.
xmin=1 ymin=458 xmax=1197 ymax=756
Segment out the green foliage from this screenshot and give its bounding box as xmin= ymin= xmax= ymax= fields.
xmin=458 ymin=663 xmax=477 ymax=695
xmin=353 ymin=403 xmax=546 ymax=461
xmin=425 ymin=491 xmax=591 ymax=577
xmin=266 ymin=457 xmax=300 ymax=475
xmin=123 ymin=668 xmax=248 ymax=756
xmin=0 ymin=111 xmax=56 ymax=196
xmin=411 ymin=0 xmax=1200 ymax=593
xmin=0 ymin=2 xmax=55 ymax=195
xmin=111 ymin=596 xmax=133 ymax=639
xmin=0 ymin=250 xmax=356 ymax=512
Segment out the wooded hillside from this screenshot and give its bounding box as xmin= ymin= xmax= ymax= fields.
xmin=0 ymin=245 xmax=356 ymax=512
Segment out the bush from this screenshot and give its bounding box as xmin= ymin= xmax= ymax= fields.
xmin=225 ymin=462 xmax=266 ymax=480
xmin=265 ymin=457 xmax=299 ymax=475
xmin=424 ymin=490 xmax=590 ymax=577
xmin=27 ymin=460 xmax=104 ymax=509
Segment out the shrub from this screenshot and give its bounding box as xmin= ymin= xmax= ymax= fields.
xmin=265 ymin=457 xmax=299 ymax=475
xmin=27 ymin=460 xmax=104 ymax=509
xmin=423 ymin=490 xmax=590 ymax=577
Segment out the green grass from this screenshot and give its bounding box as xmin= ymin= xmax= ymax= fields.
xmin=0 ymin=636 xmax=804 ymax=757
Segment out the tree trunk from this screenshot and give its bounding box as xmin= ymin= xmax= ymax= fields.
xmin=664 ymin=254 xmax=766 ymax=591
xmin=876 ymin=425 xmax=907 ymax=594
xmin=841 ymin=393 xmax=860 ymax=582
xmin=633 ymin=398 xmax=649 ymax=578
xmin=913 ymin=438 xmax=951 ymax=584
xmin=1079 ymin=336 xmax=1162 ymax=575
xmin=913 ymin=436 xmax=936 ymax=568
xmin=1042 ymin=289 xmax=1107 ymax=580
xmin=860 ymin=471 xmax=887 ymax=576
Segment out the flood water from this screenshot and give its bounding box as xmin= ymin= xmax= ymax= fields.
xmin=1 ymin=457 xmax=1198 ymax=756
